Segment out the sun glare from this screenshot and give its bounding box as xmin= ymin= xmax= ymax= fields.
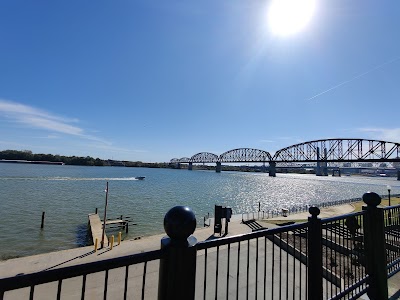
xmin=267 ymin=0 xmax=316 ymax=36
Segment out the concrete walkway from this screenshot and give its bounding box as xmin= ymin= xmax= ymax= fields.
xmin=266 ymin=203 xmax=356 ymax=221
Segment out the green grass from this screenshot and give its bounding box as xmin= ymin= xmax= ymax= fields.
xmin=352 ymin=197 xmax=400 ymax=212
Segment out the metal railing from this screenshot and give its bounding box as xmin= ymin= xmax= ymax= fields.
xmin=0 ymin=249 xmax=163 ymax=300
xmin=1 ymin=192 xmax=400 ymax=300
xmin=196 ymin=222 xmax=309 ymax=299
xmin=242 ymin=193 xmax=400 ymax=222
xmin=384 ymin=205 xmax=400 ymax=278
xmin=320 ymin=211 xmax=367 ymax=299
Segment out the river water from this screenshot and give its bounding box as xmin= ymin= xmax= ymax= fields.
xmin=0 ymin=163 xmax=398 ymax=259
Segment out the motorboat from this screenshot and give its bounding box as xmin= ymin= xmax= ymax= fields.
xmin=135 ymin=176 xmax=145 ymax=180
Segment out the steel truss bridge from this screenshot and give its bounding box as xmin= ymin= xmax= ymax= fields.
xmin=170 ymin=138 xmax=400 ymax=176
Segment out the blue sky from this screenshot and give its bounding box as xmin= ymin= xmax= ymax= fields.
xmin=0 ymin=1 xmax=399 ymax=162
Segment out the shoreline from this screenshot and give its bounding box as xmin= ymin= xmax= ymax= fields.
xmin=0 ymin=159 xmax=64 ymax=165
xmin=0 ymin=203 xmax=357 ymax=278
xmin=2 ymin=196 xmax=398 ymax=263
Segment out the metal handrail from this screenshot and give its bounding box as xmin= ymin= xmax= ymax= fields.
xmin=320 ymin=210 xmax=365 ymax=224
xmin=0 ymin=249 xmax=164 ymax=292
xmin=329 ymin=276 xmax=369 ymax=300
xmin=382 ymin=203 xmax=400 ymax=210
xmin=197 ymin=222 xmax=308 ymax=250
xmin=388 ymin=258 xmax=400 ymax=278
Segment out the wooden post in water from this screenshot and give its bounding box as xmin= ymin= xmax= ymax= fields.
xmin=110 ymin=235 xmax=114 ymax=250
xmin=40 ymin=212 xmax=45 ymax=229
xmin=101 ymin=182 xmax=109 ymax=249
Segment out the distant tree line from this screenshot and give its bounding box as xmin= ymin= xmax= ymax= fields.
xmin=123 ymin=161 xmax=171 ymax=168
xmin=0 ymin=150 xmax=174 ymax=168
xmin=0 ymin=150 xmax=105 ymax=166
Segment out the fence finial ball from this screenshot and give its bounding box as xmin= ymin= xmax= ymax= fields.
xmin=164 ymin=206 xmax=196 ymax=240
xmin=363 ymin=192 xmax=381 ymax=207
xmin=309 ymin=206 xmax=320 ymax=217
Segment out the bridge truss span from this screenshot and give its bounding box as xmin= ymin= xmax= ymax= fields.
xmin=220 ymin=148 xmax=272 ymax=163
xmin=190 ymin=152 xmax=219 ymax=163
xmin=273 ymin=139 xmax=400 ymax=163
xmin=177 ymin=157 xmax=191 ymax=163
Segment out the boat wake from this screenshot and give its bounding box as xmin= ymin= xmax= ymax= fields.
xmin=51 ymin=177 xmax=141 ymax=181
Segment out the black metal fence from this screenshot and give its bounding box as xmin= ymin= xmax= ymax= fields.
xmin=384 ymin=205 xmax=400 ymax=278
xmin=0 ymin=250 xmax=163 ymax=300
xmin=241 ymin=193 xmax=400 ymax=222
xmin=196 ymin=222 xmax=309 ymax=299
xmin=320 ymin=211 xmax=367 ymax=299
xmin=1 ymin=192 xmax=399 ymax=300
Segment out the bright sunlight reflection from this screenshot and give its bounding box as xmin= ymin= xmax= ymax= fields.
xmin=267 ymin=0 xmax=316 ymax=36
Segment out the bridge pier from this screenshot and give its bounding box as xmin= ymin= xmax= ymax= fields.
xmin=176 ymin=163 xmax=181 ymax=169
xmin=323 ymin=165 xmax=328 ymax=176
xmin=316 ymin=147 xmax=328 ymax=176
xmin=322 ymin=148 xmax=328 ymax=176
xmin=398 ymin=170 xmax=400 ymax=181
xmin=269 ymin=162 xmax=276 ymax=177
xmin=216 ymin=162 xmax=221 ymax=173
xmin=188 ymin=162 xmax=193 ymax=171
xmin=316 ymin=147 xmax=322 ymax=176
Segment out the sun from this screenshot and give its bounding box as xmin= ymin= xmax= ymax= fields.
xmin=267 ymin=0 xmax=316 ymax=36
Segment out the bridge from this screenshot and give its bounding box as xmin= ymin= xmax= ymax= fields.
xmin=170 ymin=138 xmax=400 ymax=176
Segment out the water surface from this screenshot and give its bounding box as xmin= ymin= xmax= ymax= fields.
xmin=0 ymin=164 xmax=398 ymax=259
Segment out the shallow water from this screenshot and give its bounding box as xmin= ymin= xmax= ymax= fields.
xmin=0 ymin=163 xmax=398 ymax=259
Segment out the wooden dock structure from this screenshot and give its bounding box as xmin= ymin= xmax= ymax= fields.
xmin=106 ymin=219 xmax=128 ymax=226
xmin=88 ymin=213 xmax=108 ymax=248
xmin=105 ymin=218 xmax=130 ymax=233
xmin=88 ymin=214 xmax=131 ymax=248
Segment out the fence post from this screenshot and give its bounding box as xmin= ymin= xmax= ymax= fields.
xmin=362 ymin=192 xmax=388 ymax=300
xmin=307 ymin=206 xmax=322 ymax=300
xmin=158 ymin=206 xmax=197 ymax=300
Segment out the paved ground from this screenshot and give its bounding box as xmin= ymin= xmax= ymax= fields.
xmin=0 ymin=218 xmax=251 ymax=278
xmin=266 ymin=203 xmax=356 ymax=221
xmin=1 ymin=203 xmax=399 ymax=299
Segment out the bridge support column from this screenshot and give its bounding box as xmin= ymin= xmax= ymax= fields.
xmin=188 ymin=162 xmax=193 ymax=171
xmin=176 ymin=163 xmax=181 ymax=169
xmin=316 ymin=147 xmax=322 ymax=176
xmin=216 ymin=162 xmax=222 ymax=173
xmin=269 ymin=162 xmax=276 ymax=177
xmin=322 ymin=148 xmax=328 ymax=176
xmin=398 ymin=170 xmax=400 ymax=181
